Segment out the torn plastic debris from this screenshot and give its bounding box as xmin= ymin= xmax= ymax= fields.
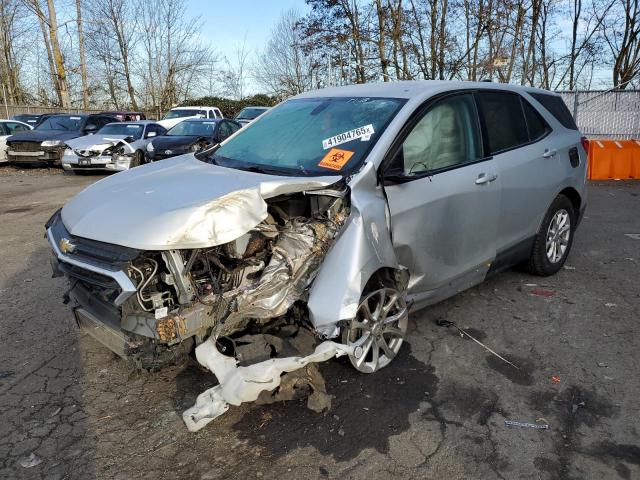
xmin=183 ymin=339 xmax=355 ymax=432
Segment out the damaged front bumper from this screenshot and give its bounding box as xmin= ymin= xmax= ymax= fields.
xmin=62 ymin=150 xmax=134 ymax=172
xmin=46 ymin=185 xmax=350 ymax=370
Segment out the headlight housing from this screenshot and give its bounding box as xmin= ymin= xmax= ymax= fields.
xmin=146 ymin=142 xmax=154 ymax=152
xmin=41 ymin=140 xmax=63 ymax=147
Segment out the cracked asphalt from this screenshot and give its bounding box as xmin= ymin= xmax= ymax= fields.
xmin=1 ymin=167 xmax=639 ymax=480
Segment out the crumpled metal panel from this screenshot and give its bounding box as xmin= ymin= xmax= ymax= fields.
xmin=60 ymin=155 xmax=341 ymax=250
xmin=307 ymin=161 xmax=399 ymax=329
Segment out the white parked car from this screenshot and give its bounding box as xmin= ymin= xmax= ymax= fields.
xmin=157 ymin=106 xmax=223 ymax=130
xmin=0 ymin=120 xmax=32 ymax=162
xmin=62 ymin=121 xmax=167 ymax=173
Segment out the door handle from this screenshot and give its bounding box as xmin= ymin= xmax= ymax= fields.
xmin=543 ymin=148 xmax=557 ymax=158
xmin=475 ymin=173 xmax=498 ymax=185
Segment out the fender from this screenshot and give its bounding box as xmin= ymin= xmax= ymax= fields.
xmin=307 ymin=162 xmax=399 ymax=331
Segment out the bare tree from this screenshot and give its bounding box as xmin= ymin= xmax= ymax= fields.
xmin=604 ymin=0 xmax=640 ymax=87
xmin=75 ymin=0 xmax=89 ymax=108
xmin=220 ymin=36 xmax=251 ymax=100
xmin=137 ymin=0 xmax=215 ymax=111
xmin=255 ymin=9 xmax=317 ymax=97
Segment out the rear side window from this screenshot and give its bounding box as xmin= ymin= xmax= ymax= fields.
xmin=522 ymin=100 xmax=551 ymax=141
xmin=476 ymin=92 xmax=528 ymax=154
xmin=530 ymin=93 xmax=578 ymax=130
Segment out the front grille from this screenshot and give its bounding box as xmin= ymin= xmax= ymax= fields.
xmin=9 ymin=141 xmax=43 ymax=152
xmin=49 ymin=212 xmax=140 ymax=270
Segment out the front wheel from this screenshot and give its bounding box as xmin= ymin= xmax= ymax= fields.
xmin=342 ymin=284 xmax=408 ymax=374
xmin=130 ymin=151 xmax=144 ymax=168
xmin=527 ymin=194 xmax=576 ymax=276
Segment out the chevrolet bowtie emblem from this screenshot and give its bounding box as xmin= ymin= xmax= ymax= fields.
xmin=164 ymin=150 xmax=173 ymax=155
xmin=59 ymin=237 xmax=76 ymax=254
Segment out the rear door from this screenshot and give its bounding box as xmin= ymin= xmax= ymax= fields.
xmin=475 ymin=90 xmax=560 ymax=257
xmin=383 ymin=92 xmax=501 ymax=302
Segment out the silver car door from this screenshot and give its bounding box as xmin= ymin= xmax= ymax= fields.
xmin=383 ymin=92 xmax=500 ymax=304
xmin=475 ymin=91 xmax=560 ymax=255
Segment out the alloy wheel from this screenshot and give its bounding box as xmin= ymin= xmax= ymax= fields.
xmin=546 ymin=209 xmax=571 ymax=263
xmin=343 ymin=287 xmax=408 ymax=373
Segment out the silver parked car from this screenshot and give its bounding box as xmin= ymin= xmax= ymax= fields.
xmin=62 ymin=121 xmax=167 ymax=173
xmin=46 ymin=81 xmax=587 ymax=429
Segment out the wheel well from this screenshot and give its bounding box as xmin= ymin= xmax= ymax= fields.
xmin=559 ymin=187 xmax=581 ymax=215
xmin=363 ymin=267 xmax=409 ymax=293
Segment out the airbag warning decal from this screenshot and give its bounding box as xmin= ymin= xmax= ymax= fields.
xmin=318 ymin=148 xmax=354 ymax=170
xmin=322 ymin=124 xmax=374 ymax=149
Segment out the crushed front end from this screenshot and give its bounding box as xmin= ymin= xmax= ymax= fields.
xmin=46 ymin=187 xmax=349 ymax=371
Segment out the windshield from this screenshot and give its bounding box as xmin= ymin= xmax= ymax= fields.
xmin=209 ymin=97 xmax=404 ymax=176
xmin=97 ymin=124 xmax=144 ymax=139
xmin=163 ymin=109 xmax=206 ymax=120
xmin=167 ymin=121 xmax=216 ymax=137
xmin=236 ymin=107 xmax=268 ymax=120
xmin=36 ymin=115 xmax=85 ymax=131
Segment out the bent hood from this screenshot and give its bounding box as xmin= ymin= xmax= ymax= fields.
xmin=66 ymin=134 xmax=130 ymax=152
xmin=8 ymin=130 xmax=82 ymax=143
xmin=61 ymin=155 xmax=342 ymax=250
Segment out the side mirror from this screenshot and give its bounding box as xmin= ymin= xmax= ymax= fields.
xmin=146 ymin=131 xmax=157 ymax=138
xmin=84 ymin=124 xmax=97 ymax=134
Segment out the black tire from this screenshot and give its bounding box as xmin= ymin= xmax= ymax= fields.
xmin=130 ymin=151 xmax=143 ymax=168
xmin=527 ymin=194 xmax=575 ymax=276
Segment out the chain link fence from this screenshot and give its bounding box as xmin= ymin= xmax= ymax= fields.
xmin=559 ymin=90 xmax=640 ymax=140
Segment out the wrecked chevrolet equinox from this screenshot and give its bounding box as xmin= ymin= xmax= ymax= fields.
xmin=46 ymin=81 xmax=587 ymax=430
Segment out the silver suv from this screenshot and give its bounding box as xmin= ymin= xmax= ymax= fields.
xmin=46 ymin=81 xmax=587 ymax=428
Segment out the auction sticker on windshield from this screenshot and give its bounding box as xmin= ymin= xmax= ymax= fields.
xmin=322 ymin=124 xmax=374 ymax=150
xmin=318 ymin=148 xmax=354 ymax=170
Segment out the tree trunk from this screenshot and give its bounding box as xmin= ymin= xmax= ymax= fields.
xmin=75 ymin=0 xmax=89 ymax=109
xmin=45 ymin=0 xmax=69 ymax=107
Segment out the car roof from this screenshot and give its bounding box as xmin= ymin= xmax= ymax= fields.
xmin=178 ymin=118 xmax=225 ymax=123
xmin=175 ymin=106 xmax=219 ymax=109
xmin=293 ymin=80 xmax=559 ymax=100
xmin=106 ymin=120 xmax=157 ymax=126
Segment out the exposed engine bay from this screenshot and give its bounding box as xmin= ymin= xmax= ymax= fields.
xmin=48 ymin=184 xmax=353 ymax=428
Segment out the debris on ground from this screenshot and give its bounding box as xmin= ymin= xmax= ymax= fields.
xmin=505 ymin=420 xmax=549 ymax=429
xmin=597 ymin=362 xmax=608 ymax=368
xmin=563 ymin=265 xmax=576 ymax=270
xmin=604 ymin=303 xmax=617 ymax=307
xmin=183 ymin=340 xmax=354 ymax=432
xmin=551 ymin=375 xmax=561 ymax=384
xmin=531 ymin=288 xmax=556 ymax=297
xmin=572 ymin=401 xmax=586 ymax=414
xmin=19 ymin=453 xmax=42 ymax=468
xmin=436 ymin=319 xmax=520 ymax=370
xmin=0 ymin=371 xmax=13 ymax=379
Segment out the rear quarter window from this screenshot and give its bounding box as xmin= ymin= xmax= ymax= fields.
xmin=529 ymin=93 xmax=578 ymax=130
xmin=476 ymin=91 xmax=529 ymax=154
xmin=522 ymin=100 xmax=551 ymax=141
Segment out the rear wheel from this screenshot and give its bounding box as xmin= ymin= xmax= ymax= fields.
xmin=527 ymin=194 xmax=575 ymax=276
xmin=342 ymin=277 xmax=408 ymax=373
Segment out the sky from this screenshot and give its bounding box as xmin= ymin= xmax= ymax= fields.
xmin=186 ymin=0 xmax=309 ymax=83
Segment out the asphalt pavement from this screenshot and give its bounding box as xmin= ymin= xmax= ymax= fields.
xmin=0 ymin=166 xmax=638 ymax=480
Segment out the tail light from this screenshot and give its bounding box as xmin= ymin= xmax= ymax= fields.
xmin=580 ymin=136 xmax=589 ymax=153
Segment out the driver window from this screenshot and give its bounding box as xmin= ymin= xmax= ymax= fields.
xmin=400 ymin=94 xmax=482 ymax=175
